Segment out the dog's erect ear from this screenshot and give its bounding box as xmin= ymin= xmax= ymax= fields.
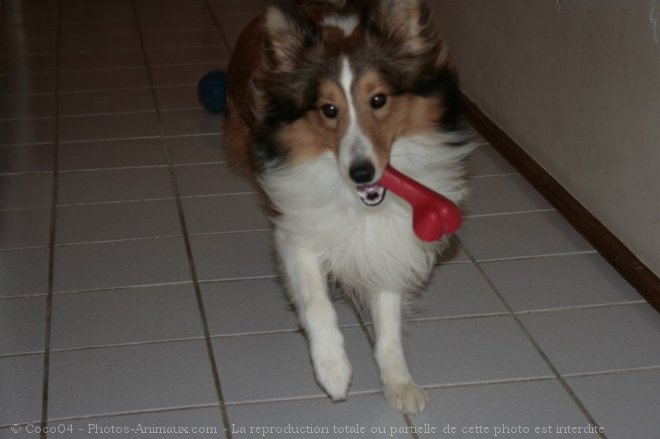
xmin=367 ymin=0 xmax=439 ymax=56
xmin=263 ymin=2 xmax=320 ymax=71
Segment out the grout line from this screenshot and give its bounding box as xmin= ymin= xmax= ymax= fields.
xmin=39 ymin=131 xmax=220 ymax=146
xmin=474 ymin=250 xmax=599 ymax=264
xmin=56 ymin=43 xmax=224 ymax=56
xmin=61 ymin=190 xmax=258 ymax=205
xmin=1 ymin=61 xmax=222 ymax=77
xmin=0 ymin=141 xmax=54 ymax=148
xmin=2 ymin=136 xmax=155 ymax=147
xmin=561 ymin=365 xmax=660 ymax=379
xmin=0 ymin=292 xmax=49 ymax=301
xmin=58 ymin=109 xmax=156 ymax=119
xmin=0 ymin=192 xmax=250 ymax=211
xmin=196 ymin=274 xmax=279 ymax=285
xmin=2 ymin=15 xmax=212 ymax=31
xmin=56 ymin=196 xmax=176 ymax=208
xmin=39 ymin=0 xmax=62 ymax=435
xmin=0 ymin=81 xmax=202 ymax=98
xmin=435 ymin=259 xmax=472 ymax=266
xmin=0 ymin=244 xmax=50 ymax=252
xmin=159 ymin=106 xmax=208 ymax=112
xmin=0 ymin=169 xmax=53 ymax=177
xmin=467 ymin=172 xmax=520 ymax=179
xmin=45 ymin=276 xmax=281 ymax=297
xmin=48 ymin=336 xmax=207 ymax=355
xmin=35 ymin=403 xmax=221 ymax=426
xmin=59 ymin=83 xmax=193 ymax=93
xmin=57 ymin=60 xmax=227 ymax=73
xmin=202 ymin=0 xmax=233 ymax=54
xmin=57 ymin=164 xmax=170 ymax=173
xmin=406 ymin=311 xmax=512 ymax=323
xmin=0 ymin=351 xmax=45 ymax=361
xmin=1 ymin=326 xmax=365 ymax=361
xmin=48 ymin=228 xmax=271 ymax=249
xmin=51 ymin=280 xmax=194 ymax=296
xmin=130 ymin=3 xmax=233 ymax=437
xmin=421 ymin=375 xmax=557 ymax=392
xmin=513 ymin=300 xmax=649 ymax=315
xmin=179 ymin=191 xmax=258 ymax=200
xmin=58 ymin=109 xmax=157 ymax=118
xmin=455 ymin=237 xmax=610 ymax=439
xmin=3 ymin=162 xmax=229 ymax=179
xmin=207 ymin=322 xmax=364 ymax=341
xmin=218 ymin=375 xmax=558 ymax=408
xmin=188 ymin=228 xmax=271 ymax=237
xmin=0 ymin=90 xmax=56 ymax=98
xmin=223 ymin=393 xmax=351 ymax=408
xmin=463 ymin=208 xmax=556 ymax=219
xmin=0 ymin=115 xmax=53 ymax=122
xmin=163 ymin=132 xmax=224 ymax=139
xmin=53 ymin=234 xmax=185 ymax=248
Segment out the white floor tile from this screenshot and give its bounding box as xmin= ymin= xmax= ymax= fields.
xmin=202 ymin=278 xmax=357 ymax=336
xmin=0 ymin=296 xmax=46 ymax=355
xmin=464 ymin=174 xmax=553 ymax=216
xmin=190 ymin=231 xmax=275 ymax=282
xmin=520 ymin=304 xmax=660 ymax=374
xmin=404 ymin=317 xmax=551 ymax=386
xmin=0 ymin=208 xmax=50 ymax=250
xmin=414 ymin=380 xmax=590 ymax=435
xmin=481 ymin=253 xmax=642 ymax=311
xmin=0 ymin=173 xmax=52 ymax=209
xmin=227 ymin=393 xmax=408 ymax=439
xmin=0 ymin=248 xmax=49 ymax=297
xmin=175 ymin=163 xmax=255 ymax=196
xmin=213 ymin=327 xmax=380 ymax=403
xmin=58 ymin=167 xmax=173 ymax=205
xmin=0 ymin=355 xmax=43 ymax=426
xmin=48 ymin=341 xmax=217 ymax=419
xmin=54 ymin=237 xmax=191 ymax=292
xmin=183 ymin=194 xmax=270 ymax=234
xmin=56 ymin=199 xmax=181 ymax=244
xmin=411 ymin=263 xmax=507 ymax=320
xmin=568 ymin=369 xmax=660 ymax=439
xmin=458 ymin=211 xmax=593 ymax=261
xmin=63 ymin=407 xmax=225 ymax=439
xmin=51 ymin=284 xmax=203 ymax=350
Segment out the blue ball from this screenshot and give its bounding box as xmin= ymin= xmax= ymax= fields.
xmin=198 ymin=70 xmax=227 ymax=113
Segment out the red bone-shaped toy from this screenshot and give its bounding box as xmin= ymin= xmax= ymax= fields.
xmin=379 ymin=165 xmax=462 ymax=242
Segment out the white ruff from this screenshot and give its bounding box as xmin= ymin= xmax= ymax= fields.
xmin=260 ymin=132 xmax=475 ymax=295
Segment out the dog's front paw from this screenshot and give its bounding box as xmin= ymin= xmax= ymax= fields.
xmin=385 ymin=382 xmax=428 ymax=415
xmin=314 ymin=351 xmax=353 ymax=401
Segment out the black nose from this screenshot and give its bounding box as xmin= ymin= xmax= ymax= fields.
xmin=349 ymin=161 xmax=376 ymax=184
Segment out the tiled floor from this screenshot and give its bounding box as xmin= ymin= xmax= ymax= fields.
xmin=1 ymin=1 xmax=660 ymax=438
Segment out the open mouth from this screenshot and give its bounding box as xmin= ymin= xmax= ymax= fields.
xmin=356 ymin=184 xmax=387 ymax=206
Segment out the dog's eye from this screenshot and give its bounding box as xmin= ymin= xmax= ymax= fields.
xmin=370 ymin=93 xmax=387 ymax=109
xmin=321 ymin=104 xmax=338 ymax=119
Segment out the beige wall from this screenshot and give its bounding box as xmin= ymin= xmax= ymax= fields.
xmin=431 ymin=0 xmax=660 ymax=276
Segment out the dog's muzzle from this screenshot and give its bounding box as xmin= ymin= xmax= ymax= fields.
xmin=356 ymin=184 xmax=387 ymax=206
xmin=349 ymin=160 xmax=387 ymax=206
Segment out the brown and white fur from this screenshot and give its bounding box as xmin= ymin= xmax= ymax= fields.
xmin=224 ymin=0 xmax=474 ymax=414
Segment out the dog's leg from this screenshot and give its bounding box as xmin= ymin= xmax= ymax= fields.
xmin=370 ymin=290 xmax=428 ymax=415
xmin=275 ymin=230 xmax=352 ymax=401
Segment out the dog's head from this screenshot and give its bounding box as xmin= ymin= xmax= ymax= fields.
xmin=251 ymin=0 xmax=461 ymax=203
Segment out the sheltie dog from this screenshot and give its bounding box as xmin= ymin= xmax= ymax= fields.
xmin=224 ymin=0 xmax=473 ymax=414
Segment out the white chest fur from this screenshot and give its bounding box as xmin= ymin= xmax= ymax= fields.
xmin=260 ymin=133 xmax=474 ymax=293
